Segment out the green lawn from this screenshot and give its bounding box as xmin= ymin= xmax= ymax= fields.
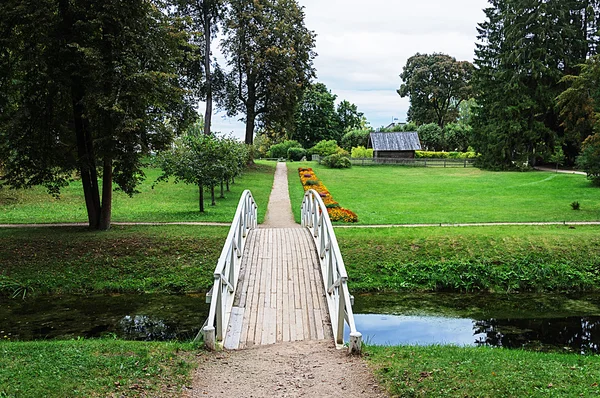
xmin=0 ymin=161 xmax=275 ymax=224
xmin=0 ymin=339 xmax=197 ymax=397
xmin=366 ymin=345 xmax=600 ymax=397
xmin=337 ymin=225 xmax=600 ymax=293
xmin=0 ymin=225 xmax=227 ymax=296
xmin=288 ymin=162 xmax=600 ymax=224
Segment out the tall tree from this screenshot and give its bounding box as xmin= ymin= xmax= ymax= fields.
xmin=472 ymin=0 xmax=590 ymax=169
xmin=220 ymin=0 xmax=316 ymax=145
xmin=0 ymin=0 xmax=197 ymax=229
xmin=398 ymin=53 xmax=474 ymax=128
xmin=292 ymin=83 xmax=340 ymax=148
xmin=336 ymin=100 xmax=364 ymax=133
xmin=174 ymin=0 xmax=225 ymax=136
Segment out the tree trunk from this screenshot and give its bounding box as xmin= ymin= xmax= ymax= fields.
xmin=98 ymin=156 xmax=113 ymax=231
xmin=245 ymin=109 xmax=256 ymax=145
xmin=211 ymin=185 xmax=216 ymax=206
xmin=226 ymin=179 xmax=230 ymax=192
xmin=199 ymin=184 xmax=205 ymax=212
xmin=203 ymin=1 xmax=213 ymax=136
xmin=220 ymin=180 xmax=225 ymax=198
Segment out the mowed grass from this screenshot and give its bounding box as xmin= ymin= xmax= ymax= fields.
xmin=0 ymin=161 xmax=275 ymax=224
xmin=337 ymin=225 xmax=600 ymax=293
xmin=288 ymin=162 xmax=600 ymax=224
xmin=366 ymin=345 xmax=600 ymax=398
xmin=0 ymin=225 xmax=227 ymax=295
xmin=0 ymin=339 xmax=198 ymax=398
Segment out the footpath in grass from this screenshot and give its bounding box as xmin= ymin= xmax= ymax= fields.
xmin=289 ymin=162 xmax=600 ymax=224
xmin=0 ymin=161 xmax=275 ymax=225
xmin=337 ymin=225 xmax=600 ymax=293
xmin=366 ymin=345 xmax=600 ymax=397
xmin=0 ymin=225 xmax=227 ymax=296
xmin=0 ymin=339 xmax=198 ymax=398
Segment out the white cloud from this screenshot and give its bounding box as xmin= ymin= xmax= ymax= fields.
xmin=203 ymin=0 xmax=489 ymax=140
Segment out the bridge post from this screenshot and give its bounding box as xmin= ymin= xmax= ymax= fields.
xmin=349 ymin=331 xmax=362 ymax=355
xmin=204 ymin=326 xmax=216 ymax=351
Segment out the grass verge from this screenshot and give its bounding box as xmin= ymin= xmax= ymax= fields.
xmin=0 ymin=225 xmax=227 ymax=296
xmin=0 ymin=339 xmax=198 ymax=397
xmin=0 ymin=161 xmax=275 ymax=224
xmin=366 ymin=345 xmax=600 ymax=397
xmin=337 ymin=225 xmax=600 ymax=293
xmin=288 ymin=161 xmax=600 ymax=224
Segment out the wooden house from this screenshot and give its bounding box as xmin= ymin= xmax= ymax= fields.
xmin=369 ymin=132 xmax=422 ymax=159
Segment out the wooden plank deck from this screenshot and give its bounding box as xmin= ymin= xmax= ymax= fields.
xmin=224 ymin=228 xmax=332 ymax=349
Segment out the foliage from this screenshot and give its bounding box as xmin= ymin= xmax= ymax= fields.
xmin=341 ymin=129 xmax=371 ymax=151
xmin=287 ymin=147 xmax=306 ymax=161
xmin=286 ymin=162 xmax=600 ymax=225
xmin=472 ymin=0 xmax=597 ymax=169
xmin=0 ymin=0 xmax=198 ymax=230
xmin=577 ymin=133 xmax=600 ymax=186
xmin=367 ymin=345 xmax=600 ymax=397
xmin=0 ymin=339 xmax=197 ymax=397
xmin=310 ymin=140 xmax=341 ymax=157
xmin=297 ymin=168 xmax=357 ymax=222
xmin=155 ymin=127 xmax=249 ymax=211
xmin=443 ymin=122 xmax=473 ymax=152
xmin=220 ymin=0 xmax=316 ymax=145
xmin=571 ymin=201 xmax=581 ymax=210
xmin=557 ymin=54 xmax=600 ymax=162
xmin=267 ymin=140 xmax=302 ymax=158
xmin=336 ymin=100 xmax=365 ymax=133
xmin=293 ymin=83 xmax=341 ymax=147
xmin=398 ymin=53 xmax=474 ymax=127
xmin=351 ymin=146 xmax=374 ymax=158
xmin=417 ymin=123 xmax=444 ymax=151
xmin=322 ymin=153 xmax=352 ymax=169
xmin=415 ymin=151 xmax=477 ymax=159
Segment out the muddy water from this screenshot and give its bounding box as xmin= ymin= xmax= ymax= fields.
xmin=0 ymin=294 xmax=208 ymax=341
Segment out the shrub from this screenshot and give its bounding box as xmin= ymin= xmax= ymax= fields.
xmin=571 ymin=201 xmax=581 ymax=210
xmin=417 ymin=123 xmax=443 ymax=151
xmin=577 ymin=133 xmax=600 ymax=186
xmin=287 ymin=147 xmax=306 ymax=161
xmin=267 ymin=140 xmax=302 ymax=158
xmin=341 ymin=129 xmax=371 ymax=151
xmin=322 ymin=153 xmax=351 ymax=169
xmin=351 ymin=146 xmax=374 ymax=158
xmin=311 ymin=140 xmax=339 ymax=157
xmin=415 ymin=151 xmax=477 ymax=159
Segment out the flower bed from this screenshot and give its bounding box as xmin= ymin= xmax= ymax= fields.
xmin=298 ymin=168 xmax=358 ymax=223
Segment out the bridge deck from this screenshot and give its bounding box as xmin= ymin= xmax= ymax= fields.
xmin=224 ymin=227 xmax=332 ymax=349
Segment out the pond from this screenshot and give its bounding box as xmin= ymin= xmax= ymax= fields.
xmin=0 ymin=294 xmax=208 ymax=341
xmin=346 ymin=293 xmax=600 ymax=353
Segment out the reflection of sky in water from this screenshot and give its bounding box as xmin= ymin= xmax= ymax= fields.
xmin=346 ymin=314 xmax=484 ymax=346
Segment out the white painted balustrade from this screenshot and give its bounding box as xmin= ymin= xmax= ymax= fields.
xmin=301 ymin=189 xmax=362 ymax=354
xmin=203 ymin=190 xmax=257 ymax=350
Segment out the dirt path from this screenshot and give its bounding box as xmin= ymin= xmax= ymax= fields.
xmin=187 ymin=341 xmax=386 ymax=398
xmin=534 ymin=166 xmax=587 ymax=175
xmin=261 ymin=162 xmax=299 ymax=228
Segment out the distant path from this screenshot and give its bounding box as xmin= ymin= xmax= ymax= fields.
xmin=261 ymin=162 xmax=299 ymax=228
xmin=535 ymin=166 xmax=587 ymax=175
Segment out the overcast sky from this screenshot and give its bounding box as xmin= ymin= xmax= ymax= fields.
xmin=206 ymin=0 xmax=490 ymax=140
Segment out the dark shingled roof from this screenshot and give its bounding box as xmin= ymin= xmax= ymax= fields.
xmin=370 ymin=132 xmax=422 ymax=151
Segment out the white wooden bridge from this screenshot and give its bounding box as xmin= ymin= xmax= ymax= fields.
xmin=201 ymin=188 xmax=362 ymax=354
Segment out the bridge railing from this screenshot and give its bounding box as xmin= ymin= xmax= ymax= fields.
xmin=301 ymin=189 xmax=362 ymax=354
xmin=203 ymin=190 xmax=257 ymax=350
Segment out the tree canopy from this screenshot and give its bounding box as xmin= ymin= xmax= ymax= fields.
xmin=398 ymin=53 xmax=474 ymax=128
xmin=220 ymin=0 xmax=316 ymax=145
xmin=0 ymin=0 xmax=197 ymax=229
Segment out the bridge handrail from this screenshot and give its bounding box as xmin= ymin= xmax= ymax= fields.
xmin=203 ymin=190 xmax=257 ymax=350
xmin=301 ymin=189 xmax=362 ymax=354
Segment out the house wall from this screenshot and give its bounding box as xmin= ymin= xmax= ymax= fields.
xmin=374 ymin=150 xmax=415 ymax=159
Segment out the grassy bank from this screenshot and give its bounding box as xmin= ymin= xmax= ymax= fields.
xmin=366 ymin=345 xmax=600 ymax=397
xmin=337 ymin=225 xmax=600 ymax=293
xmin=0 ymin=162 xmax=275 ymax=224
xmin=288 ymin=162 xmax=600 ymax=224
xmin=0 ymin=225 xmax=227 ymax=296
xmin=0 ymin=339 xmax=197 ymax=397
